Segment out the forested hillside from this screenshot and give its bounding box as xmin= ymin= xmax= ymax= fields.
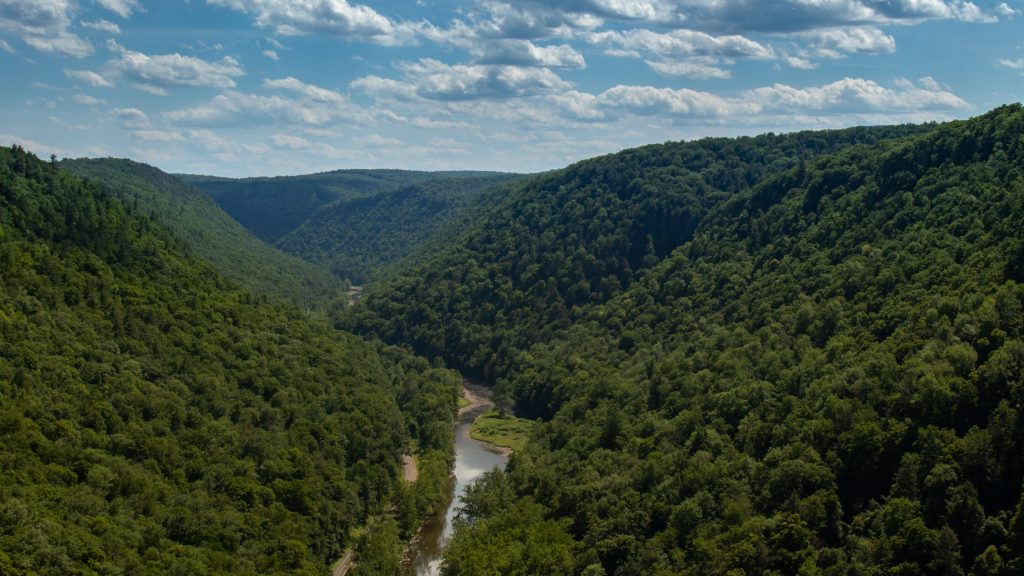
xmin=345 ymin=105 xmax=1024 ymax=575
xmin=341 ymin=122 xmax=934 ymax=383
xmin=276 ymin=174 xmax=521 ymax=284
xmin=61 ymin=158 xmax=344 ymax=310
xmin=182 ymin=169 xmax=508 ymax=244
xmin=0 ymin=147 xmax=459 ymax=575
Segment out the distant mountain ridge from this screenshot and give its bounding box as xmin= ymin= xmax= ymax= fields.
xmin=180 ymin=169 xmax=515 ymax=245
xmin=275 ymin=173 xmax=523 ymax=284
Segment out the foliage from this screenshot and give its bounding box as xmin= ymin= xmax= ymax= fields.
xmin=340 ymin=122 xmax=934 ymax=385
xmin=0 ymin=147 xmax=459 ymax=575
xmin=61 ymin=158 xmax=345 ymax=311
xmin=346 ymin=106 xmax=1024 ymax=575
xmin=276 ymin=174 xmax=521 ymax=285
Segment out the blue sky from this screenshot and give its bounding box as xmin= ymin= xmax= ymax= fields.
xmin=1 ymin=0 xmax=1022 ymax=176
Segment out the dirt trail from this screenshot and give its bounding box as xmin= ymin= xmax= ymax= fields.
xmin=332 ymin=548 xmax=354 ymax=576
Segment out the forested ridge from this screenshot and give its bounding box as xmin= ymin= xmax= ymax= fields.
xmin=341 ymin=122 xmax=934 ymax=384
xmin=342 ymin=105 xmax=1024 ymax=575
xmin=0 ymin=147 xmax=459 ymax=575
xmin=182 ymin=169 xmax=511 ymax=245
xmin=276 ymin=174 xmax=522 ymax=285
xmin=60 ymin=158 xmax=345 ymax=310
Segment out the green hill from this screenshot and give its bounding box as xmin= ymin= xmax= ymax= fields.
xmin=61 ymin=158 xmax=345 ymax=310
xmin=342 ymin=122 xmax=934 ymax=383
xmin=275 ymin=174 xmax=522 ymax=285
xmin=181 ymin=169 xmax=510 ymax=244
xmin=346 ymin=106 xmax=1024 ymax=575
xmin=0 ymin=146 xmax=459 ymax=575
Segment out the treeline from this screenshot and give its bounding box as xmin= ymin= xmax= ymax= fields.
xmin=345 ymin=105 xmax=1024 ymax=575
xmin=0 ymin=146 xmax=458 ymax=575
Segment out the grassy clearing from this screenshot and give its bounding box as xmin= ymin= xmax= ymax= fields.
xmin=470 ymin=409 xmax=536 ymax=452
xmin=458 ymin=395 xmax=471 ymax=409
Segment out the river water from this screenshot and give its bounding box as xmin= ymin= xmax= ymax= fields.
xmin=407 ymin=394 xmax=509 ymax=575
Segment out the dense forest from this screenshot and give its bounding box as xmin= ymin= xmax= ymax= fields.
xmin=341 ymin=122 xmax=934 ymax=384
xmin=0 ymin=147 xmax=460 ymax=575
xmin=60 ymin=158 xmax=345 ymax=310
xmin=341 ymin=106 xmax=1024 ymax=575
xmin=182 ymin=169 xmax=511 ymax=245
xmin=276 ymin=174 xmax=521 ymax=284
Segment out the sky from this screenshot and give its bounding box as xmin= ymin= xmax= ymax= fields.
xmin=0 ymin=0 xmax=1022 ymax=177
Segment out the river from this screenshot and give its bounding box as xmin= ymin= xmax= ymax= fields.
xmin=406 ymin=384 xmax=509 ymax=575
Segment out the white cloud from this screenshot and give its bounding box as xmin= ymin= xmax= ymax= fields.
xmin=264 ymin=76 xmax=345 ymax=103
xmin=95 ymin=0 xmax=140 ymax=18
xmin=24 ymin=33 xmax=93 ymax=57
xmin=994 ymin=3 xmax=1019 ymax=16
xmin=72 ymin=92 xmax=106 ymax=105
xmin=208 ymin=0 xmax=418 ymax=45
xmin=744 ymin=77 xmax=969 ymax=113
xmin=476 ymin=40 xmax=585 ymax=68
xmin=0 ymin=133 xmax=68 ymax=157
xmin=262 ymin=48 xmax=278 ymax=60
xmin=110 ymin=107 xmax=150 ymax=128
xmin=998 ymin=58 xmax=1024 ymax=69
xmin=65 ymin=68 xmax=114 ymax=87
xmin=79 ymin=42 xmax=246 ymax=94
xmin=132 ymin=129 xmax=186 ymax=142
xmin=0 ymin=0 xmax=93 ymax=57
xmin=0 ymin=38 xmax=13 ymax=53
xmin=554 ymin=77 xmax=969 ymax=121
xmin=646 ymin=60 xmax=732 ymax=79
xmin=587 ymin=28 xmax=774 ymax=61
xmin=355 ymin=58 xmax=572 ymax=101
xmin=794 ymin=26 xmax=896 ymax=58
xmin=81 ymin=19 xmax=121 ymax=34
xmin=163 ymin=89 xmax=371 ymax=127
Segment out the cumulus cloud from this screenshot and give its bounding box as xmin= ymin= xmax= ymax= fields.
xmin=262 ymin=48 xmax=278 ymax=60
xmin=163 ymin=88 xmax=371 ymax=127
xmin=264 ymin=77 xmax=346 ymax=103
xmin=476 ymin=40 xmax=586 ymax=68
xmin=553 ymin=77 xmax=968 ymax=121
xmin=208 ymin=0 xmax=418 ymax=45
xmin=998 ymin=58 xmax=1024 ymax=69
xmin=646 ymin=60 xmax=732 ymax=79
xmin=587 ymin=28 xmax=774 ymax=60
xmin=354 ymin=58 xmax=572 ymax=101
xmin=72 ymin=92 xmax=106 ymax=105
xmin=793 ymin=26 xmax=896 ymax=58
xmin=0 ymin=0 xmax=94 ymax=57
xmin=72 ymin=42 xmax=245 ymax=94
xmin=95 ymin=0 xmax=140 ymax=18
xmin=110 ymin=107 xmax=150 ymax=128
xmin=65 ymin=68 xmax=114 ymax=87
xmin=466 ymin=0 xmax=999 ymax=38
xmin=81 ymin=19 xmax=121 ymax=34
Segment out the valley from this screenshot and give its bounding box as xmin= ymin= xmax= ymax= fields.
xmin=2 ymin=104 xmax=1024 ymax=576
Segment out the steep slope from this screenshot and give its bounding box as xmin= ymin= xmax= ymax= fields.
xmin=182 ymin=169 xmax=508 ymax=244
xmin=275 ymin=174 xmax=521 ymax=284
xmin=342 ymin=123 xmax=933 ymax=383
xmin=0 ymin=147 xmax=459 ymax=575
xmin=438 ymin=106 xmax=1024 ymax=575
xmin=61 ymin=158 xmax=344 ymax=310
